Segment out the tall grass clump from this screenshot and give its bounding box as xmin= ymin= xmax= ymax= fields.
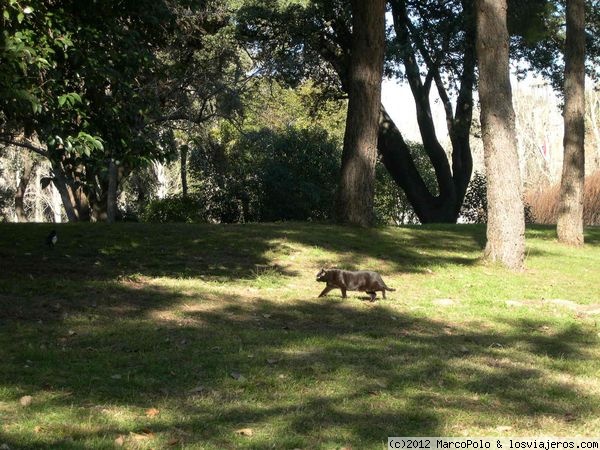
xmin=525 ymin=170 xmax=600 ymax=225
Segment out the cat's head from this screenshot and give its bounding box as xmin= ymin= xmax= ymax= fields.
xmin=316 ymin=268 xmax=328 ymax=282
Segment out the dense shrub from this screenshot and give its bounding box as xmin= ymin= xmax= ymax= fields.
xmin=459 ymin=172 xmax=487 ymax=223
xmin=140 ymin=195 xmax=208 ymax=223
xmin=459 ymin=172 xmax=534 ymax=224
xmin=525 ymin=170 xmax=600 ymax=225
xmin=188 ymin=126 xmax=340 ymax=223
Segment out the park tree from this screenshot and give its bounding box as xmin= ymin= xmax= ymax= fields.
xmin=557 ymin=0 xmax=586 ymax=245
xmin=1 ymin=0 xmax=247 ymax=222
xmin=237 ymin=0 xmax=600 ymax=225
xmin=336 ymin=0 xmax=385 ymax=226
xmin=237 ymin=0 xmax=477 ymax=223
xmin=476 ymin=0 xmax=525 ymax=269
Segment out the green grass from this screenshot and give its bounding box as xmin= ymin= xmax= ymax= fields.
xmin=0 ymin=222 xmax=599 ymax=449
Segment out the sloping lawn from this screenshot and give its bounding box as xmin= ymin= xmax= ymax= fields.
xmin=0 ymin=223 xmax=599 ymax=449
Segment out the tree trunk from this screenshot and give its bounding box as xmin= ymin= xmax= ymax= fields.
xmin=557 ymin=0 xmax=585 ymax=245
xmin=379 ymin=0 xmax=476 ymax=224
xmin=336 ymin=0 xmax=385 ymax=226
xmin=34 ymin=166 xmax=44 ymax=222
xmin=50 ymin=182 xmax=63 ymax=223
xmin=476 ymin=0 xmax=525 ymax=270
xmin=181 ymin=145 xmax=189 ymax=197
xmin=106 ymin=158 xmax=118 ymax=223
xmin=15 ymin=156 xmax=35 ymax=222
xmin=51 ymin=162 xmax=80 ymax=222
xmin=378 ymin=107 xmax=462 ymax=223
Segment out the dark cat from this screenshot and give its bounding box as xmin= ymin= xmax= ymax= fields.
xmin=316 ymin=268 xmax=395 ymax=301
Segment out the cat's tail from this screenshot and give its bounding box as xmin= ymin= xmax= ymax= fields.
xmin=384 ymin=286 xmax=396 ymax=291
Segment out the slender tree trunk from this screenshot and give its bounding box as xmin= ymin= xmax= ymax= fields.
xmin=50 ymin=182 xmax=63 ymax=223
xmin=557 ymin=0 xmax=586 ymax=245
xmin=34 ymin=166 xmax=44 ymax=222
xmin=181 ymin=145 xmax=188 ymax=198
xmin=15 ymin=156 xmax=35 ymax=222
xmin=476 ymin=0 xmax=525 ymax=270
xmin=336 ymin=0 xmax=385 ymax=226
xmin=107 ymin=158 xmax=118 ymax=223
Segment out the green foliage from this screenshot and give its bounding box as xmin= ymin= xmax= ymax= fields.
xmin=509 ymin=0 xmax=600 ymax=89
xmin=247 ymin=126 xmax=340 ymax=221
xmin=0 ymin=0 xmax=74 ymax=122
xmin=460 ymin=172 xmax=488 ymax=224
xmin=140 ymin=194 xmax=208 ymax=223
xmin=189 ymin=125 xmax=341 ymax=223
xmin=460 ymin=172 xmax=535 ymax=224
xmin=2 ymin=0 xmax=247 ymax=220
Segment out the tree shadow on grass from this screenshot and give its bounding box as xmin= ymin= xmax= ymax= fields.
xmin=0 ymin=222 xmax=487 ymax=290
xmin=1 ymin=282 xmax=598 ymax=449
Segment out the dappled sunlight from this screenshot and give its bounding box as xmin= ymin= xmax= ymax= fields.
xmin=2 ymin=275 xmax=599 ymax=446
xmin=1 ymin=223 xmax=599 ymax=447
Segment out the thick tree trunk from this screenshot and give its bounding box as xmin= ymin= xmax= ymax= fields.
xmin=378 ymin=106 xmax=468 ymax=223
xmin=557 ymin=0 xmax=586 ymax=245
xmin=107 ymin=158 xmax=118 ymax=223
xmin=15 ymin=156 xmax=35 ymax=222
xmin=476 ymin=0 xmax=525 ymax=270
xmin=336 ymin=0 xmax=385 ymax=226
xmin=51 ymin=162 xmax=80 ymax=222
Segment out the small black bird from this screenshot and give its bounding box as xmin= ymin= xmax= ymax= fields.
xmin=46 ymin=230 xmax=58 ymax=248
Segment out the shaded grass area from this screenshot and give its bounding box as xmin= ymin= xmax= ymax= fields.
xmin=0 ymin=223 xmax=599 ymax=449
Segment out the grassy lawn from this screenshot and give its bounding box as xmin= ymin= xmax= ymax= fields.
xmin=0 ymin=222 xmax=599 ymax=449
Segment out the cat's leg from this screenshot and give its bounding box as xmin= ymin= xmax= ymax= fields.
xmin=369 ymin=291 xmax=377 ymax=301
xmin=318 ymin=286 xmax=333 ymax=297
xmin=382 ymin=289 xmax=387 ymax=299
xmin=341 ymin=287 xmax=347 ymax=298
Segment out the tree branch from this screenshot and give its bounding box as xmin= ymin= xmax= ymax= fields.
xmin=0 ymin=137 xmax=49 ymax=158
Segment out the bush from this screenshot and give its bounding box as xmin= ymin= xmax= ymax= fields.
xmin=189 ymin=126 xmax=340 ymax=223
xmin=140 ymin=195 xmax=208 ymax=223
xmin=460 ymin=172 xmax=487 ymax=223
xmin=460 ymin=172 xmax=534 ymax=224
xmin=525 ymin=170 xmax=600 ymax=225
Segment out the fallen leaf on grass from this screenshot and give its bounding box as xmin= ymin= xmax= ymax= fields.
xmin=145 ymin=408 xmax=160 ymax=418
xmin=235 ymin=428 xmax=254 ymax=437
xmin=34 ymin=426 xmax=43 ymax=433
xmin=167 ymin=438 xmax=180 ymax=446
xmin=130 ymin=430 xmax=154 ymax=440
xmin=374 ymin=380 xmax=388 ymax=389
xmin=495 ymin=425 xmax=513 ymax=432
xmin=114 ymin=435 xmax=125 ymax=446
xmin=19 ymin=395 xmax=33 ymax=407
